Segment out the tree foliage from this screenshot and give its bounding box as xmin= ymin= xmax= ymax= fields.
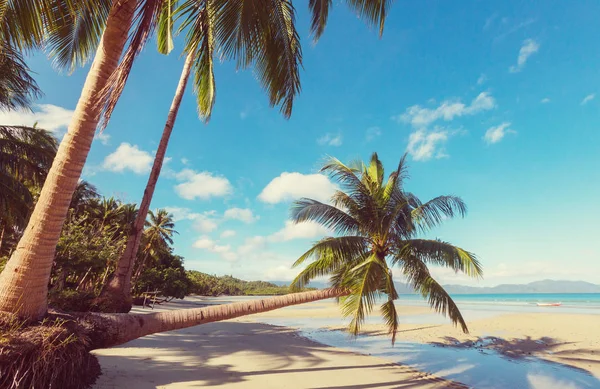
xmin=291 ymin=153 xmax=482 ymax=343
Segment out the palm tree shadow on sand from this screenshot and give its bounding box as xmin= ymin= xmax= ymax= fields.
xmin=91 ymin=321 xmax=464 ymax=389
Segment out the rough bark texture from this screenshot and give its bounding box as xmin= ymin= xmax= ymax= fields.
xmin=98 ymin=52 xmax=195 ymax=313
xmin=87 ymin=288 xmax=345 ymax=349
xmin=0 ymin=0 xmax=137 ymax=320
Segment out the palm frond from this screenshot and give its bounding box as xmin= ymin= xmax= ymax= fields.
xmin=411 ymin=195 xmax=467 ymax=232
xmin=178 ymin=0 xmax=216 ymax=121
xmin=346 ymin=0 xmax=394 ymax=37
xmin=308 ymin=0 xmax=332 ymax=42
xmin=44 ymin=0 xmax=111 ymax=73
xmin=398 ymin=239 xmax=482 ymax=278
xmin=212 ymin=0 xmax=301 ymax=118
xmin=340 ymin=254 xmax=384 ymax=336
xmin=401 ymin=256 xmax=469 ymax=333
xmin=292 ymin=236 xmax=370 ymax=268
xmin=156 ymin=0 xmax=175 ymax=54
xmin=99 ymin=0 xmax=163 ymax=130
xmin=0 ymin=43 xmax=42 ymax=111
xmin=291 ymin=198 xmax=360 ymax=235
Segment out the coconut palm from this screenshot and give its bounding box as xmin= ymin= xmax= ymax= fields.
xmin=131 ymin=209 xmax=177 ymax=283
xmin=290 ymin=153 xmax=482 ymax=342
xmin=0 ymin=0 xmax=395 ymax=320
xmin=0 ymin=44 xmax=42 ymax=111
xmin=0 ymin=126 xmax=58 ymax=253
xmin=94 ymin=0 xmax=399 ymax=312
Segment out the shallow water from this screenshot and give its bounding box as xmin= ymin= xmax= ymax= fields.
xmin=258 ymin=315 xmax=600 ymax=389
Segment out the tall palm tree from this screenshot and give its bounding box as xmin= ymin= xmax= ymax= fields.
xmin=289 ymin=153 xmax=482 ymax=343
xmin=0 ymin=0 xmax=395 ymax=320
xmin=0 ymin=126 xmax=58 ymax=253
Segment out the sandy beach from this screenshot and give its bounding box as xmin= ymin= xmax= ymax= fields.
xmin=92 ymin=297 xmax=600 ymax=388
xmin=92 ymin=317 xmax=463 ymax=388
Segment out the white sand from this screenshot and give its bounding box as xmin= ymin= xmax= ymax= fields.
xmin=92 ymin=299 xmax=464 ymax=389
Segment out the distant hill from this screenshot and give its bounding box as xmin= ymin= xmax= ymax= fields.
xmin=271 ymin=279 xmax=600 ymax=294
xmin=442 ymin=280 xmax=600 ymax=294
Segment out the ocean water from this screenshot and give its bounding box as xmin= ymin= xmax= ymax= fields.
xmin=397 ymin=293 xmax=600 ymax=309
xmin=232 ymin=294 xmax=600 ymax=389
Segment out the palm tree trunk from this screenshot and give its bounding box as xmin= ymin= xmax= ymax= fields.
xmin=131 ymin=251 xmax=150 ymax=284
xmin=99 ymin=52 xmax=194 ymax=312
xmin=87 ymin=288 xmax=345 ymax=349
xmin=0 ymin=0 xmax=138 ymax=320
xmin=0 ymin=221 xmax=5 ymax=254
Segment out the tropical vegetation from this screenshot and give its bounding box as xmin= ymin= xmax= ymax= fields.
xmin=0 ymin=0 xmax=398 ymax=319
xmin=291 ymin=153 xmax=482 ymax=342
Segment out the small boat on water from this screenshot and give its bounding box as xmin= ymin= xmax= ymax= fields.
xmin=536 ymin=302 xmax=562 ymax=307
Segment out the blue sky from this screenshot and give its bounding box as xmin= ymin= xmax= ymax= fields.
xmin=3 ymin=1 xmax=600 ymax=286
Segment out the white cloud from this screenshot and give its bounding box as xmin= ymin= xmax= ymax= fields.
xmin=181 ymin=158 xmax=189 ymax=165
xmin=94 ymin=131 xmax=110 ymax=145
xmin=317 ymin=132 xmax=343 ymax=146
xmin=540 ymin=98 xmax=551 ymax=104
xmin=174 ymin=169 xmax=232 ymax=200
xmin=193 ymin=214 xmax=219 ymax=233
xmin=193 ymin=236 xmax=238 ymax=262
xmin=269 ymin=221 xmax=330 ymax=242
xmin=509 ymin=39 xmax=539 ymax=73
xmin=484 ymin=122 xmax=516 ymax=144
xmin=0 ymin=104 xmax=74 ymax=134
xmin=477 ymin=74 xmax=487 ymax=85
xmin=163 ymin=206 xmax=218 ymax=233
xmin=407 ymin=128 xmax=449 ymax=161
xmin=258 ymin=172 xmax=338 ymax=204
xmin=366 ymin=126 xmax=382 ymax=142
xmin=396 ymin=92 xmax=496 ymax=127
xmin=220 ymin=230 xmax=236 ymax=238
xmin=102 ymin=143 xmax=153 ymax=174
xmin=224 ymin=208 xmax=258 ymax=223
xmin=581 ymin=94 xmax=595 ymax=105
xmin=238 ymin=236 xmax=268 ymax=256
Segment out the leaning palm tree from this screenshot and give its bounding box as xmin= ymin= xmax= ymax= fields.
xmin=290 ymin=153 xmax=482 ymax=342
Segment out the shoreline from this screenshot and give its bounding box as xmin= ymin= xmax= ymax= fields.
xmin=92 ymin=296 xmax=600 ymax=388
xmin=92 ymin=318 xmax=464 ymax=388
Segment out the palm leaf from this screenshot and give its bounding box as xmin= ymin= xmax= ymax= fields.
xmin=178 ymin=0 xmax=217 ymax=121
xmin=401 ymin=256 xmax=469 ymax=333
xmin=292 ymin=236 xmax=370 ymax=268
xmin=0 ymin=43 xmax=42 ymax=111
xmin=398 ymin=239 xmax=482 ymax=278
xmin=340 ymin=254 xmax=383 ymax=336
xmin=291 ymin=198 xmax=360 ymax=235
xmin=43 ymin=0 xmax=111 ymax=72
xmin=346 ymin=0 xmax=394 ymax=36
xmin=308 ymin=0 xmax=332 ymax=42
xmin=411 ymin=195 xmax=467 ymax=232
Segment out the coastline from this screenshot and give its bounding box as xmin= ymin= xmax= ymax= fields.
xmin=92 ymin=313 xmax=463 ymax=388
xmin=92 ymin=296 xmax=600 ymax=388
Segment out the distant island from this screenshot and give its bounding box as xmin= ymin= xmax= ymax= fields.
xmin=274 ymin=279 xmax=600 ymax=294
xmin=439 ymin=280 xmax=600 ymax=294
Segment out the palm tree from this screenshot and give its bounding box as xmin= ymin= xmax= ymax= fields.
xmin=132 ymin=209 xmax=177 ymax=283
xmin=0 ymin=0 xmax=395 ymax=320
xmin=289 ymin=153 xmax=482 ymax=343
xmin=0 ymin=44 xmax=42 ymax=111
xmin=91 ymin=0 xmax=399 ymax=312
xmin=0 ymin=126 xmax=58 ymax=253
